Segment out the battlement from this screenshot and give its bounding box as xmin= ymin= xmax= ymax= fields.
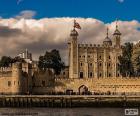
xmin=78 ymin=43 xmax=116 ymax=49
xmin=0 ymin=67 xmax=12 ymax=72
xmin=78 ymin=44 xmax=104 ymax=48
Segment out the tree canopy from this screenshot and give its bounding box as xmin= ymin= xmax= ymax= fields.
xmin=38 ymin=49 xmax=65 ymax=75
xmin=118 ymin=42 xmax=134 ymax=77
xmin=0 ymin=56 xmax=13 ymax=67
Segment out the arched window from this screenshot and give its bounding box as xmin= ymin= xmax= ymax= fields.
xmin=80 ymin=72 xmax=84 ymax=78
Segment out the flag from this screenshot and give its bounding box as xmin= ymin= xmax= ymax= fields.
xmin=74 ymin=20 xmax=81 ymax=29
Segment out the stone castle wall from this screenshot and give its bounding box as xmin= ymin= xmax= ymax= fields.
xmin=0 ymin=62 xmax=28 ymax=94
xmin=32 ymin=69 xmax=55 ymax=94
xmin=55 ymin=77 xmax=140 ymax=94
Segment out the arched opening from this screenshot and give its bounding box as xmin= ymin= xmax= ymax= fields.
xmin=78 ymin=85 xmax=88 ymax=95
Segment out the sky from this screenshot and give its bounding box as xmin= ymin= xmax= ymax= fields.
xmin=0 ymin=0 xmax=140 ymax=63
xmin=0 ymin=0 xmax=140 ymax=22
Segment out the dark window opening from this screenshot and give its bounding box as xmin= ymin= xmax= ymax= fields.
xmin=90 ymin=63 xmax=92 ymax=66
xmin=42 ymin=81 xmax=45 ymax=86
xmin=8 ymin=81 xmax=11 ymax=87
xmin=90 ymin=72 xmax=92 ymax=77
xmin=99 ymin=73 xmax=102 ymax=77
xmin=63 ymin=72 xmax=65 ymax=75
xmin=109 ymin=73 xmax=111 ymax=77
xmin=99 ymin=56 xmax=101 ymax=59
xmin=80 ymin=72 xmax=84 ymax=78
xmin=109 ymin=56 xmax=111 ymax=59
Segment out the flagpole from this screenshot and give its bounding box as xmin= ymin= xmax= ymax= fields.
xmin=73 ymin=19 xmax=76 ymax=30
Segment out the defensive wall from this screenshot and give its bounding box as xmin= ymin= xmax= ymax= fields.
xmin=55 ymin=77 xmax=140 ymax=94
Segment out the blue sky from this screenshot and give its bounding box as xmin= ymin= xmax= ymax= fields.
xmin=0 ymin=0 xmax=139 ymax=22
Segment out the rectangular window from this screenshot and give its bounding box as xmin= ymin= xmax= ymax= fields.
xmin=89 ymin=72 xmax=92 ymax=77
xmin=8 ymin=81 xmax=11 ymax=87
xmin=42 ymin=81 xmax=45 ymax=86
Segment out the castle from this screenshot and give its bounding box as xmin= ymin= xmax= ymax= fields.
xmin=68 ymin=23 xmax=122 ymax=79
xmin=1 ymin=20 xmax=140 ymax=95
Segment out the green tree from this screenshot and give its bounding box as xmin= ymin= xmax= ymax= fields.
xmin=118 ymin=42 xmax=134 ymax=77
xmin=38 ymin=49 xmax=65 ymax=75
xmin=135 ymin=55 xmax=140 ymax=76
xmin=0 ymin=56 xmax=13 ymax=67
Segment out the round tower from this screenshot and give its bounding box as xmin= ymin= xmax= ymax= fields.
xmin=11 ymin=62 xmax=24 ymax=94
xmin=69 ymin=26 xmax=79 ymax=79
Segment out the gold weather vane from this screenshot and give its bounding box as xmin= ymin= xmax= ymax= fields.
xmin=73 ymin=19 xmax=81 ymax=30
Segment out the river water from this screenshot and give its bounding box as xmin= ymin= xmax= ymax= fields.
xmin=0 ymin=108 xmax=129 ymax=116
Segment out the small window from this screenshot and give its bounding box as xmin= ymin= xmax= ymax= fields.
xmin=42 ymin=81 xmax=45 ymax=86
xmin=63 ymin=72 xmax=65 ymax=75
xmin=8 ymin=81 xmax=11 ymax=87
xmin=109 ymin=56 xmax=111 ymax=59
xmin=99 ymin=73 xmax=102 ymax=77
xmin=109 ymin=73 xmax=111 ymax=77
xmin=90 ymin=63 xmax=92 ymax=66
xmin=99 ymin=56 xmax=101 ymax=59
xmin=80 ymin=72 xmax=84 ymax=78
xmin=80 ymin=63 xmax=83 ymax=66
xmin=99 ymin=63 xmax=102 ymax=67
xmin=89 ymin=72 xmax=92 ymax=77
xmin=108 ymin=63 xmax=111 ymax=67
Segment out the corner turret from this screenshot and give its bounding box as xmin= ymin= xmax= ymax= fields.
xmin=113 ymin=20 xmax=121 ymax=48
xmin=103 ymin=27 xmax=112 ymax=46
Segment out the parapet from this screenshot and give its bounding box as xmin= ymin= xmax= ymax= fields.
xmin=78 ymin=44 xmax=103 ymax=48
xmin=0 ymin=67 xmax=12 ymax=72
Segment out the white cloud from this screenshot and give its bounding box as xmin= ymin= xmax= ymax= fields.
xmin=0 ymin=18 xmax=139 ymax=64
xmin=15 ymin=10 xmax=36 ymax=19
